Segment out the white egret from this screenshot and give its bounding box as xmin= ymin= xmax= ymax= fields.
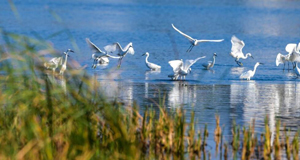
xmin=239 ymin=62 xmax=263 ymax=80
xmin=86 ymin=38 xmax=120 ymax=68
xmin=171 ymin=24 xmax=224 ymax=52
xmin=104 ymin=42 xmax=134 ymax=67
xmin=287 ymin=43 xmax=300 ymax=68
xmin=44 ymin=57 xmax=63 ymax=74
xmin=168 ymin=56 xmax=206 ymax=80
xmin=230 ymin=35 xmax=253 ymax=66
xmin=202 ymin=53 xmax=217 ymax=70
xmin=142 ymin=52 xmax=161 ymax=70
xmin=59 ymin=49 xmax=74 ymax=75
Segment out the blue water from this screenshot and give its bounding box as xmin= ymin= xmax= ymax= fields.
xmin=1 ymin=0 xmax=300 ymax=157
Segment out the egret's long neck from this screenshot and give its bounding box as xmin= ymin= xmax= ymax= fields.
xmin=212 ymin=56 xmax=216 ymax=64
xmin=145 ymin=54 xmax=149 ymax=63
xmin=253 ymin=64 xmax=259 ymax=75
xmin=63 ymin=54 xmax=68 ymax=66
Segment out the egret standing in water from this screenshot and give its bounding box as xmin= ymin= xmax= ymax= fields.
xmin=59 ymin=49 xmax=74 ymax=75
xmin=168 ymin=56 xmax=206 ymax=80
xmin=86 ymin=38 xmax=120 ymax=68
xmin=202 ymin=53 xmax=217 ymax=70
xmin=142 ymin=52 xmax=161 ymax=70
xmin=171 ymin=24 xmax=224 ymax=52
xmin=239 ymin=62 xmax=263 ymax=80
xmin=230 ymin=35 xmax=253 ymax=66
xmin=104 ymin=42 xmax=135 ymax=67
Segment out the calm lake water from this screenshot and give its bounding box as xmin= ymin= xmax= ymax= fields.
xmin=1 ymin=0 xmax=300 ymax=157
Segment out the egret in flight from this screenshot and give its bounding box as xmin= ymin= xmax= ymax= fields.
xmin=239 ymin=62 xmax=263 ymax=80
xmin=59 ymin=49 xmax=74 ymax=75
xmin=104 ymin=42 xmax=135 ymax=67
xmin=168 ymin=56 xmax=206 ymax=80
xmin=86 ymin=38 xmax=120 ymax=68
xmin=142 ymin=52 xmax=161 ymax=70
xmin=171 ymin=24 xmax=224 ymax=52
xmin=202 ymin=53 xmax=217 ymax=70
xmin=230 ymin=35 xmax=253 ymax=66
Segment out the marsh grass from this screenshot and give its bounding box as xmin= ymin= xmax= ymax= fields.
xmin=0 ymin=30 xmax=299 ymax=159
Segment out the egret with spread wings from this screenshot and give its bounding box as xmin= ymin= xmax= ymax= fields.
xmin=168 ymin=56 xmax=206 ymax=80
xmin=86 ymin=38 xmax=120 ymax=68
xmin=230 ymin=35 xmax=253 ymax=66
xmin=171 ymin=24 xmax=224 ymax=52
xmin=104 ymin=42 xmax=135 ymax=67
xmin=239 ymin=62 xmax=263 ymax=80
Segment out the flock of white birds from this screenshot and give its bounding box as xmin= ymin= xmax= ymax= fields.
xmin=44 ymin=24 xmax=300 ymax=81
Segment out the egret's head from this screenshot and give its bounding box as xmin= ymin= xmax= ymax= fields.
xmin=213 ymin=53 xmax=217 ymax=57
xmin=247 ymin=53 xmax=254 ymax=59
xmin=67 ymin=49 xmax=74 ymax=53
xmin=142 ymin=52 xmax=149 ymax=56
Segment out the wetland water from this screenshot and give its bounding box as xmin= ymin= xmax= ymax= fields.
xmin=1 ymin=0 xmax=300 ymax=156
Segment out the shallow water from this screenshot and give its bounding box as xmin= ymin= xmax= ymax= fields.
xmin=1 ymin=0 xmax=300 ymax=157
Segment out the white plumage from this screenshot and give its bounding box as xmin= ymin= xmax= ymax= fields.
xmin=142 ymin=52 xmax=161 ymax=70
xmin=86 ymin=38 xmax=120 ymax=68
xmin=44 ymin=57 xmax=63 ymax=73
xmin=104 ymin=42 xmax=135 ymax=67
xmin=59 ymin=49 xmax=74 ymax=75
xmin=171 ymin=24 xmax=224 ymax=52
xmin=168 ymin=56 xmax=206 ymax=80
xmin=295 ymin=62 xmax=300 ymax=76
xmin=230 ymin=35 xmax=253 ymax=66
xmin=240 ymin=62 xmax=263 ymax=80
xmin=202 ymin=53 xmax=217 ymax=70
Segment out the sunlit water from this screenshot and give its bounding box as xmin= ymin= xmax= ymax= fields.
xmin=1 ymin=0 xmax=300 ymax=157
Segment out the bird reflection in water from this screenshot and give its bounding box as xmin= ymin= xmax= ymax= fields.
xmin=168 ymin=81 xmax=197 ymax=108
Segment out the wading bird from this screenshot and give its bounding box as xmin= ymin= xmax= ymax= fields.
xmin=202 ymin=53 xmax=217 ymax=70
xmin=230 ymin=35 xmax=253 ymax=66
xmin=59 ymin=49 xmax=74 ymax=75
xmin=239 ymin=62 xmax=263 ymax=80
xmin=142 ymin=52 xmax=161 ymax=70
xmin=171 ymin=24 xmax=224 ymax=52
xmin=86 ymin=38 xmax=120 ymax=68
xmin=168 ymin=56 xmax=206 ymax=80
xmin=104 ymin=42 xmax=135 ymax=67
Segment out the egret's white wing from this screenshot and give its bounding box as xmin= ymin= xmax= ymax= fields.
xmin=86 ymin=38 xmax=105 ymax=54
xmin=184 ymin=56 xmax=206 ymax=70
xmin=169 ymin=60 xmax=183 ymax=73
xmin=297 ymin=42 xmax=300 ymax=52
xmin=148 ymin=62 xmax=161 ymax=70
xmin=127 ymin=47 xmax=135 ymax=55
xmin=231 ymin=35 xmax=245 ymax=56
xmin=50 ymin=57 xmax=62 ymax=65
xmin=239 ymin=70 xmax=252 ymax=79
xmin=197 ymin=39 xmax=224 ymax=43
xmin=285 ymin=43 xmax=297 ymax=53
xmin=104 ymin=42 xmax=123 ymax=55
xmin=171 ymin=24 xmax=194 ymax=42
xmin=275 ymin=53 xmax=285 ymax=66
